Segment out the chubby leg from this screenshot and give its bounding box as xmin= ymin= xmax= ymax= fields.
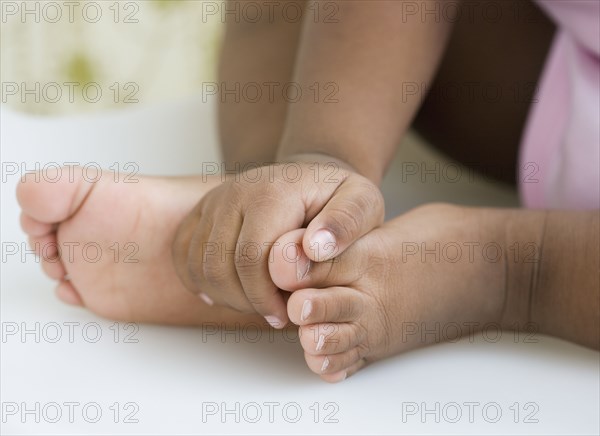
xmin=218 ymin=0 xmax=306 ymax=166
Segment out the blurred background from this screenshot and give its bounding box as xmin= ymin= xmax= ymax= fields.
xmin=0 ymin=0 xmax=523 ymax=211
xmin=1 ymin=0 xmax=222 ymax=115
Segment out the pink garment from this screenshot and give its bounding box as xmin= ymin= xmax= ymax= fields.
xmin=520 ymin=0 xmax=600 ymax=209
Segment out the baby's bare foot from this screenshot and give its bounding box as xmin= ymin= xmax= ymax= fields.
xmin=270 ymin=204 xmax=510 ymax=382
xmin=17 ymin=167 xmax=263 ymax=326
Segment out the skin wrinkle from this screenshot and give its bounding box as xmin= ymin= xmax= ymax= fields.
xmin=374 ymin=293 xmax=393 ymax=354
xmin=68 ymin=174 xmax=97 ymax=219
xmin=328 ymin=204 xmax=363 ymax=243
xmin=364 ymin=239 xmax=394 ymax=354
xmin=499 ymin=209 xmax=538 ymax=330
xmin=352 ymin=321 xmax=373 ymax=360
xmin=528 ymin=211 xmax=548 ymax=326
xmin=128 ymin=196 xmax=145 ymax=241
xmin=323 ymin=258 xmax=340 ymax=286
xmin=301 ymin=161 xmax=351 ymax=222
xmin=499 ymin=236 xmax=510 ymax=326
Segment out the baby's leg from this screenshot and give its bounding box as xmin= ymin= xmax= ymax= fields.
xmin=414 ymin=0 xmax=555 ymax=184
xmin=219 ymin=0 xmax=305 ymax=166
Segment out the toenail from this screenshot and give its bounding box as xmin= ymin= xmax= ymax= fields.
xmin=265 ymin=315 xmax=284 ymax=329
xmin=301 ymin=300 xmax=312 ymax=322
xmin=310 ymin=229 xmax=337 ymax=260
xmin=321 ymin=356 xmax=330 ymax=372
xmin=295 ymin=245 xmax=311 ymax=282
xmin=198 ymin=292 xmax=214 ymax=306
xmin=316 ymin=333 xmax=326 ymax=351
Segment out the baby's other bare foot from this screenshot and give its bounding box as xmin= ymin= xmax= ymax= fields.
xmin=17 ymin=167 xmax=263 ymax=326
xmin=270 ymin=204 xmax=510 ymax=382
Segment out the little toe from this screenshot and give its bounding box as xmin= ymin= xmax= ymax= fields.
xmin=55 ymin=280 xmax=84 ymax=306
xmin=288 ymin=287 xmax=365 ymax=325
xmin=269 ymin=229 xmax=367 ymax=291
xmin=29 ymin=233 xmax=66 ymax=280
xmin=28 ymin=233 xmax=58 ymax=258
xmin=304 ymin=346 xmax=367 ymax=376
xmin=41 ymin=256 xmax=67 ymax=280
xmin=299 ymin=322 xmax=366 ymax=355
xmin=319 ymin=370 xmax=349 ymax=383
xmin=320 ymin=359 xmax=367 ymax=383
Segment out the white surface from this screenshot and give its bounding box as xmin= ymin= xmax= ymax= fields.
xmin=1 ymin=97 xmax=598 ymax=435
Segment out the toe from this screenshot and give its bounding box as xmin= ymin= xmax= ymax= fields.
xmin=299 ymin=322 xmax=366 ymax=355
xmin=30 ymin=233 xmax=66 ymax=280
xmin=268 ymin=229 xmax=312 ymax=291
xmin=28 ymin=233 xmax=58 ymax=258
xmin=269 ymin=229 xmax=368 ymax=291
xmin=55 ymin=280 xmax=84 ymax=306
xmin=20 ymin=212 xmax=55 ymax=237
xmin=320 ymin=358 xmax=367 ymax=383
xmin=16 ymin=167 xmax=95 ymax=223
xmin=41 ymin=256 xmax=67 ymax=280
xmin=288 ymin=286 xmax=365 ymax=325
xmin=304 ymin=345 xmax=367 ymax=376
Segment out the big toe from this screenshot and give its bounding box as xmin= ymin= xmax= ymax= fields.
xmin=269 ymin=229 xmax=308 ymax=291
xmin=269 ymin=228 xmax=365 ymax=292
xmin=16 ymin=167 xmax=96 ymax=224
